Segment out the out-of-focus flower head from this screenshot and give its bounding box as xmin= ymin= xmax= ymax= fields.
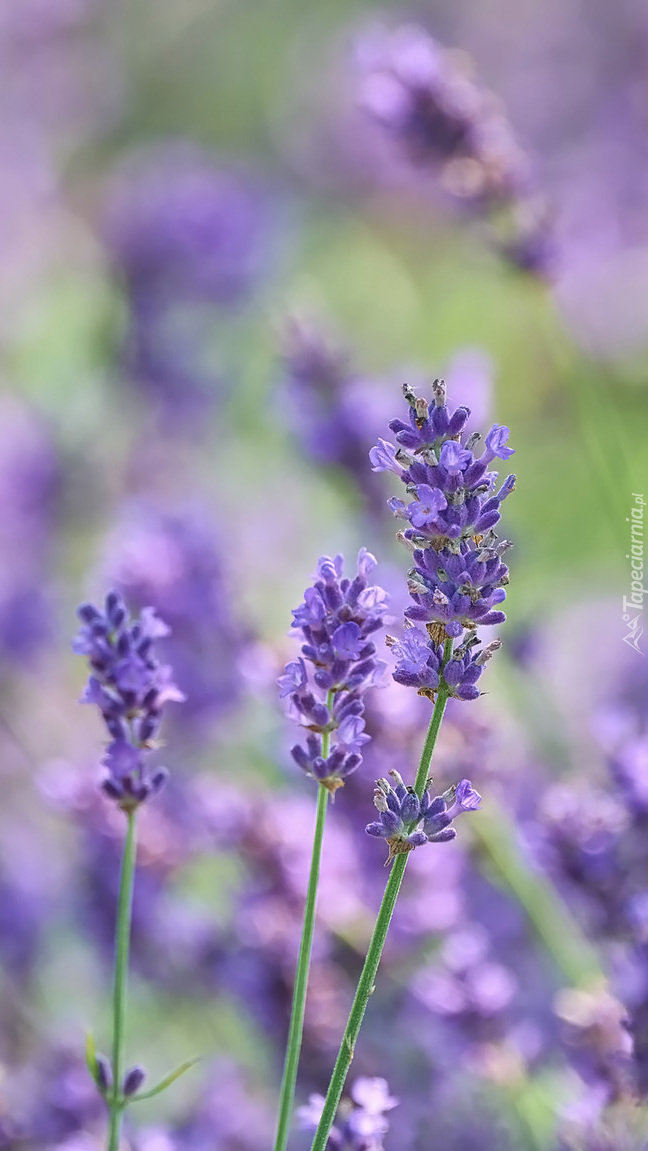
xmin=105 ymin=142 xmax=269 ymax=306
xmin=411 ymin=920 xmax=518 ymax=1057
xmin=0 ymin=398 xmax=60 ymax=665
xmin=104 ymin=501 xmax=249 ymax=733
xmin=169 ymin=1061 xmax=273 ymax=1150
xmin=5 ymin=1046 xmax=104 ymax=1146
xmin=280 ymin=316 xmax=395 ymax=518
xmin=74 ymin=591 xmax=184 ymax=807
xmin=298 ymin=1076 xmax=398 ymax=1150
xmin=104 ymin=142 xmax=271 ymax=423
xmin=279 ymin=549 xmax=389 ymax=791
xmin=356 ymin=23 xmax=554 ymax=276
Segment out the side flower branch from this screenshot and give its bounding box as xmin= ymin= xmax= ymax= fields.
xmin=73 ymin=592 xmax=186 ymax=1150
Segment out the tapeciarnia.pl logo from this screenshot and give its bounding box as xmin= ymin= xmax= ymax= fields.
xmin=623 ymin=493 xmax=645 ymax=655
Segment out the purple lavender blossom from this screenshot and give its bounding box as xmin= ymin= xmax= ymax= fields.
xmin=371 ymin=376 xmax=513 ymax=695
xmin=298 ymin=1076 xmax=398 ymax=1150
xmin=537 ymin=651 xmax=648 ymax=1099
xmin=372 ymin=378 xmax=515 ymax=546
xmin=74 ymin=591 xmax=184 ymax=807
xmin=280 ymin=550 xmax=389 ymax=791
xmin=389 ymin=627 xmax=502 ymax=701
xmin=366 ymin=769 xmax=481 ymax=864
xmin=1 ymin=1049 xmax=271 ymax=1150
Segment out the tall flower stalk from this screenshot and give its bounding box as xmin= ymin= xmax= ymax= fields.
xmin=108 ymin=810 xmax=137 ymax=1151
xmin=273 ymin=552 xmax=389 ymax=1151
xmin=73 ymin=592 xmax=185 ymax=1148
xmin=273 ymin=763 xmax=329 ymax=1151
xmin=310 ymin=377 xmax=516 ymax=1149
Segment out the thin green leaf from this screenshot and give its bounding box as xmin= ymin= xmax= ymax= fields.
xmin=85 ymin=1032 xmax=99 ymax=1085
xmin=129 ymin=1058 xmax=201 ymax=1103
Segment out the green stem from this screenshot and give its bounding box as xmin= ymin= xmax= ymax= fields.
xmin=272 ymin=697 xmax=333 ymax=1151
xmin=412 ymin=639 xmax=452 ymax=797
xmin=309 ymin=681 xmax=450 ymax=1151
xmin=107 ymin=810 xmax=137 ymax=1151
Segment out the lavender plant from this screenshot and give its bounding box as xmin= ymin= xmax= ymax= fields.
xmin=73 ymin=592 xmax=191 ymax=1150
xmin=273 ymin=550 xmax=389 ymax=1151
xmin=305 ymin=376 xmax=515 ymax=1151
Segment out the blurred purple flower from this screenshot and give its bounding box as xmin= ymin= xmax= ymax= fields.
xmin=0 ymin=399 xmax=60 ymax=665
xmin=105 ymin=143 xmax=269 ymax=305
xmin=104 ymin=142 xmax=271 ymax=424
xmin=104 ymin=501 xmax=250 ymax=734
xmin=170 ymin=1061 xmax=273 ymax=1150
xmin=298 ymin=1075 xmax=398 ymax=1150
xmin=355 ymin=23 xmax=553 ymax=276
xmin=280 ymin=317 xmax=398 ymax=519
xmin=9 ymin=1046 xmax=104 ymax=1145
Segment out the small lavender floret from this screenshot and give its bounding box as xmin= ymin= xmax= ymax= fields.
xmin=123 ymin=1065 xmax=146 ymax=1097
xmin=366 ymin=770 xmax=481 ymax=864
xmin=443 ymin=778 xmax=482 ymax=817
xmin=74 ymin=592 xmax=184 ymax=809
xmin=280 ymin=550 xmax=389 ymax=791
xmin=95 ymin=1054 xmax=113 ymax=1095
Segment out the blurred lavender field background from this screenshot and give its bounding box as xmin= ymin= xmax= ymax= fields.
xmin=0 ymin=0 xmax=647 ymax=1148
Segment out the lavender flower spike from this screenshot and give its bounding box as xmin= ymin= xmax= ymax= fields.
xmin=74 ymin=592 xmax=185 ymax=809
xmin=280 ymin=550 xmax=389 ymax=792
xmin=366 ymin=770 xmax=481 ymax=864
xmin=373 ymin=376 xmax=515 ymax=699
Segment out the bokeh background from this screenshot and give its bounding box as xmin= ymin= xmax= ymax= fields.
xmin=0 ymin=1 xmax=647 ymax=1148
